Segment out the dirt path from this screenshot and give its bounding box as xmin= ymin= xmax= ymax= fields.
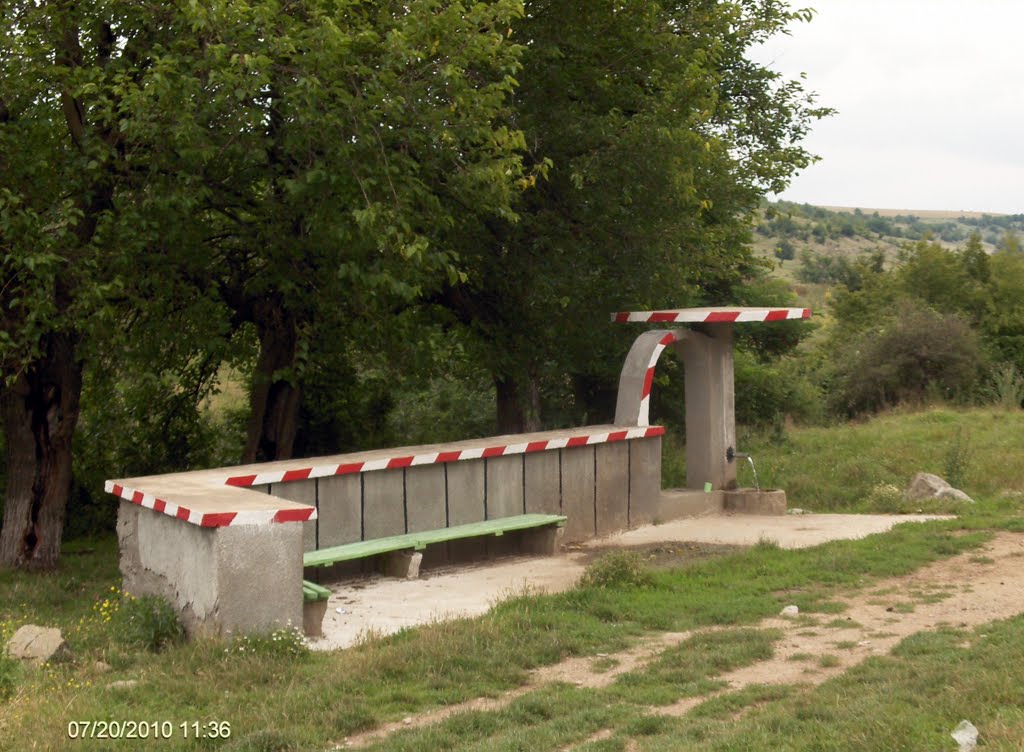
xmin=342 ymin=531 xmax=1024 ymax=749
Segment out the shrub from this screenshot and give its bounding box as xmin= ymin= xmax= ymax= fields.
xmin=579 ymin=552 xmax=653 ymax=589
xmin=988 ymin=363 xmax=1024 ymax=410
xmin=118 ymin=595 xmax=185 ymax=652
xmin=828 ymin=303 xmax=986 ymax=416
xmin=734 ymin=351 xmax=825 ymax=427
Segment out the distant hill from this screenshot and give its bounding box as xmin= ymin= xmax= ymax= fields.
xmin=819 ymin=206 xmax=1006 ymax=220
xmin=753 ymin=201 xmax=1024 ymax=309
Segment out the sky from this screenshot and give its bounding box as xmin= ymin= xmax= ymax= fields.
xmin=751 ymin=1 xmax=1024 ymax=214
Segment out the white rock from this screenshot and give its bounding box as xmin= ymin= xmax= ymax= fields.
xmin=780 ymin=605 xmax=800 ymax=617
xmin=951 ymin=720 xmax=978 ymax=752
xmin=6 ymin=625 xmax=70 ymax=666
xmin=106 ymin=680 xmax=139 ymax=691
xmin=905 ymin=472 xmax=974 ymax=503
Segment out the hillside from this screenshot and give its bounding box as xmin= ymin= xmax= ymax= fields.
xmin=753 ymin=201 xmax=1024 ymax=308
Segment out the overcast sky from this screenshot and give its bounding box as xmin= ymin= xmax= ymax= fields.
xmin=752 ymin=1 xmax=1023 ymax=214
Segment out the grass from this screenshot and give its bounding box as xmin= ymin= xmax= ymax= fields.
xmin=2 ymin=406 xmax=1024 ymax=750
xmin=0 ymin=519 xmax=996 ymax=750
xmin=629 ymin=618 xmax=1024 ymax=751
xmin=740 ymin=407 xmax=1024 ymax=513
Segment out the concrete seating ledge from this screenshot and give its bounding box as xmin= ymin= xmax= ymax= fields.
xmin=108 ymin=425 xmax=663 ymax=638
xmin=104 ymin=424 xmax=663 ymax=530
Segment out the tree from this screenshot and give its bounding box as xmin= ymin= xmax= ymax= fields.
xmin=138 ymin=0 xmax=527 ymax=462
xmin=776 ymin=239 xmax=796 ymax=261
xmin=998 ymin=230 xmax=1022 ymax=254
xmin=435 ymin=0 xmax=830 ymax=431
xmin=1 ymin=0 xmax=527 ymax=566
xmin=1 ymin=0 xmax=153 ymax=568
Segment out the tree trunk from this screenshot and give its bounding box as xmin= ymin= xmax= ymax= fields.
xmin=495 ymin=374 xmax=541 ymax=434
xmin=0 ymin=333 xmax=82 ymax=570
xmin=242 ymin=303 xmax=303 ymax=463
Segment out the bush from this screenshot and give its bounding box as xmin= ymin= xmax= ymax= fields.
xmin=988 ymin=363 xmax=1024 ymax=410
xmin=118 ymin=594 xmax=184 ymax=652
xmin=828 ymin=303 xmax=986 ymax=416
xmin=579 ymin=552 xmax=653 ymax=589
xmin=734 ymin=351 xmax=825 ymax=427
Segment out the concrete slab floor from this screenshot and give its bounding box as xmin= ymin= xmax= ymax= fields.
xmin=307 ymin=512 xmax=952 ymax=651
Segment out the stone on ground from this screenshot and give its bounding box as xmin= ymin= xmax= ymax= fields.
xmin=905 ymin=472 xmax=974 ymax=503
xmin=6 ymin=625 xmax=70 ymax=666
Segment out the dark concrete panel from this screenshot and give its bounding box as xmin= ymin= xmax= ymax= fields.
xmin=362 ymin=470 xmax=406 ymax=539
xmin=405 ymin=464 xmax=447 ymax=533
xmin=595 ymin=442 xmax=629 ymax=535
xmin=317 ymin=475 xmax=361 ymax=547
xmin=446 ymin=460 xmax=486 ymax=526
xmin=486 ymin=455 xmax=525 ymax=520
xmin=560 ymin=446 xmax=596 ymax=542
xmin=628 ymin=436 xmax=663 ymax=527
xmin=524 ymin=451 xmax=561 ymax=515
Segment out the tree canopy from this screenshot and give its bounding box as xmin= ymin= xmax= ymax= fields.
xmin=1 ymin=0 xmax=827 ymax=568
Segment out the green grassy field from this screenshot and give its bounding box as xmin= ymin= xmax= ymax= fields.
xmin=2 ymin=407 xmax=1023 ymax=751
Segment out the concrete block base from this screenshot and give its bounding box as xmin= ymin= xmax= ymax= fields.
xmin=117 ymin=501 xmax=303 ymax=638
xmin=519 ymin=525 xmax=564 ymax=556
xmin=382 ymin=550 xmax=424 ymax=579
xmin=657 ymin=489 xmax=724 ymax=521
xmin=723 ymin=489 xmax=787 ymax=515
xmin=303 ymin=600 xmax=329 ymax=638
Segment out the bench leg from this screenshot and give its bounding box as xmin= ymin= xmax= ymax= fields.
xmin=383 ymin=550 xmax=423 ymax=579
xmin=521 ymin=525 xmax=564 ymax=556
xmin=303 ymin=599 xmax=329 ymax=638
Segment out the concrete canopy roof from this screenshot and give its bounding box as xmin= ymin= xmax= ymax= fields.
xmin=611 ymin=307 xmax=811 ymax=324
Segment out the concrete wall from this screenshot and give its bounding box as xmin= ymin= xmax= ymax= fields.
xmin=271 ymin=436 xmax=663 ymax=548
xmin=117 ymin=501 xmax=303 ymax=638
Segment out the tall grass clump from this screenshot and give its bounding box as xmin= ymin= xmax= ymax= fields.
xmin=990 ymin=363 xmax=1024 ymax=410
xmin=579 ymin=552 xmax=654 ymax=589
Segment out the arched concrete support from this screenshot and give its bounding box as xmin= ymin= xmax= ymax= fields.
xmin=615 ymin=324 xmax=737 ymax=492
xmin=614 ymin=329 xmax=685 ymax=426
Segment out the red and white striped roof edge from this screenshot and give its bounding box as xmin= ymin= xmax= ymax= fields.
xmin=104 ymin=425 xmax=665 ymax=528
xmin=612 ymin=307 xmax=811 ymax=324
xmin=223 ymin=425 xmax=665 ymax=487
xmin=103 ymin=481 xmax=314 ymax=528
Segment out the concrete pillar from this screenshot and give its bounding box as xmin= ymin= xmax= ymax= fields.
xmin=677 ymin=324 xmax=736 ymax=491
xmin=382 ymin=550 xmax=423 ymax=579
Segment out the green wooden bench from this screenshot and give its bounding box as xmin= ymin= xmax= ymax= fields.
xmin=303 ymin=579 xmax=331 ymax=603
xmin=301 ymin=579 xmax=332 ymax=637
xmin=303 ymin=513 xmax=568 ymax=570
xmin=299 ymin=514 xmax=566 ymax=636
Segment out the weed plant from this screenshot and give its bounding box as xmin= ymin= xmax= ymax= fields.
xmin=579 ymin=552 xmax=654 ymax=589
